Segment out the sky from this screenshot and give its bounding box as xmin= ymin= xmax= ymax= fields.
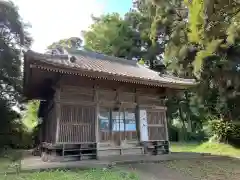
xmin=13 ymin=0 xmax=132 ymax=52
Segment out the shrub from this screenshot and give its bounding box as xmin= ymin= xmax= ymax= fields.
xmin=208 ymin=119 xmax=240 ymax=144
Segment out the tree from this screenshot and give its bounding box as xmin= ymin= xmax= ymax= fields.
xmin=47 ymin=37 xmax=82 ymax=50
xmin=185 ymin=0 xmax=240 ymax=121
xmin=0 ymin=0 xmax=32 ymax=105
xmin=0 ymin=0 xmax=32 ymax=148
xmin=83 ymin=13 xmax=142 ymax=59
xmin=161 ymin=0 xmax=240 ymax=141
xmin=125 ymin=0 xmax=170 ymax=69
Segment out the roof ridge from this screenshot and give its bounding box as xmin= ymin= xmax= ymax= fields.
xmin=65 ymin=48 xmax=138 ymax=66
xmin=25 ymin=50 xmax=69 ymax=60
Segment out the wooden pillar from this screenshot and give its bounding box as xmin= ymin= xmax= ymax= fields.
xmin=55 ymin=88 xmax=61 ymax=143
xmin=163 ymin=109 xmax=169 ymax=141
xmin=163 ymin=108 xmax=170 ymax=154
xmin=116 ymin=89 xmax=122 ymax=146
xmin=135 ymin=88 xmax=141 ymax=144
xmin=94 ymin=86 xmax=99 ymax=148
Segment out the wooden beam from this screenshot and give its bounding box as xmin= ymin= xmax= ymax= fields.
xmin=138 ymin=104 xmax=167 ymax=110
xmin=55 ymin=100 xmax=96 ymax=106
xmin=148 ymin=124 xmax=164 ymax=127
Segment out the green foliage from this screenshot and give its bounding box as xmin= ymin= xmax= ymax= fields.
xmin=22 ymin=101 xmax=39 ymax=131
xmin=83 ymin=2 xmax=167 ymax=69
xmin=0 ymin=1 xmax=32 ymax=149
xmin=208 ymin=119 xmax=240 ymax=143
xmin=185 ymin=0 xmax=205 ymax=44
xmin=0 ymin=99 xmax=21 ymax=148
xmin=83 ymin=13 xmax=141 ymax=59
xmin=138 ymin=58 xmax=145 ymax=65
xmin=159 ymin=0 xmax=240 ymax=127
xmin=171 ymin=141 xmax=240 ymax=157
xmin=0 ymin=1 xmax=32 ymax=105
xmin=184 ymin=0 xmax=240 ymax=75
xmin=194 ymin=39 xmax=223 ymax=74
xmin=47 ymin=37 xmax=82 ymax=50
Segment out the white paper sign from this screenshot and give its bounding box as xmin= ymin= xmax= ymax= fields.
xmin=140 ymin=110 xmax=149 ymax=141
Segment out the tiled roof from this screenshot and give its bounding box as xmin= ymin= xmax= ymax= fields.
xmin=25 ymin=49 xmax=196 ymax=87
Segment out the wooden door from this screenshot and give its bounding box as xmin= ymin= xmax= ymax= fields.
xmin=147 ymin=109 xmax=166 ymax=141
xmin=98 ymin=107 xmax=111 ymax=144
xmin=98 ymin=108 xmax=138 ymax=146
xmin=112 ymin=111 xmax=124 ymax=146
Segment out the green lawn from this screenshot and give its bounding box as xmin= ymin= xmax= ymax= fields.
xmin=0 ymin=150 xmax=22 ymax=173
xmin=0 ymin=169 xmax=139 ymax=180
xmin=0 ymin=158 xmax=20 ymax=173
xmin=170 ymin=141 xmax=240 ymax=158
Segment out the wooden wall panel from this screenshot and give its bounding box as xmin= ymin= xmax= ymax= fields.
xmin=60 ymin=74 xmax=167 ymax=99
xmin=100 ymin=132 xmax=111 ymax=142
xmin=138 ymin=95 xmax=164 ymax=106
xmin=58 ymin=104 xmax=96 ymax=143
xmin=119 ymin=92 xmax=135 ymax=103
xmin=57 ymin=75 xmax=168 ymax=145
xmin=60 ymin=86 xmax=94 ymax=102
xmin=148 ymin=127 xmax=166 ymax=140
xmin=98 ymin=89 xmax=116 ymax=102
xmin=125 ymin=131 xmax=138 ymax=141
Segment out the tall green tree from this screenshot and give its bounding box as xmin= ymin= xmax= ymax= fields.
xmin=185 ymin=0 xmax=240 ymax=121
xmin=0 ymin=1 xmax=32 ymax=147
xmin=125 ymin=0 xmax=160 ymax=68
xmin=162 ymin=0 xmax=240 ymax=123
xmin=0 ymin=0 xmax=32 ymax=105
xmin=83 ymin=13 xmax=142 ymax=59
xmin=143 ymin=0 xmax=199 ymax=136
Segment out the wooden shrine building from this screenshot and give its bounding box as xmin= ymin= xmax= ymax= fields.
xmin=23 ymin=48 xmax=195 ymax=161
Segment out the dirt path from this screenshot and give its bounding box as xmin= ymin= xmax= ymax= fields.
xmin=120 ymin=157 xmax=240 ymax=180
xmin=120 ymin=163 xmax=192 ymax=180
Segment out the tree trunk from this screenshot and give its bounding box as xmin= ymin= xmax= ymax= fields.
xmin=179 ymin=108 xmax=187 ymax=141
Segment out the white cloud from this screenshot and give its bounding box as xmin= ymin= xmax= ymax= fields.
xmin=13 ymin=0 xmax=105 ymax=52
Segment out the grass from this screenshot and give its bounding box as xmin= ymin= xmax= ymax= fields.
xmin=170 ymin=141 xmax=240 ymax=158
xmin=0 ymin=169 xmax=139 ymax=180
xmin=0 ymin=149 xmax=22 ymax=173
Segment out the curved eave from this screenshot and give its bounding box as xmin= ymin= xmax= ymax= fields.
xmin=29 ymin=61 xmax=196 ymax=89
